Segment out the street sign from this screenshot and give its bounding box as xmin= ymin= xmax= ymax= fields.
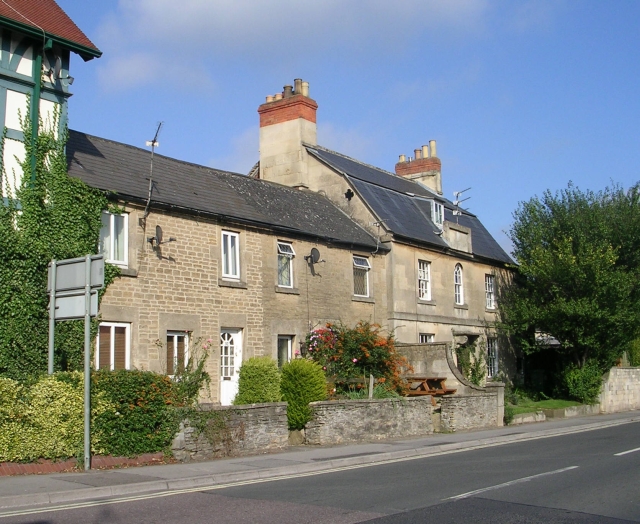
xmin=48 ymin=255 xmax=104 ymax=293
xmin=53 ymin=291 xmax=99 ymax=320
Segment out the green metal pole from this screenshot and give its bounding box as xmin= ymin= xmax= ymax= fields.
xmin=84 ymin=255 xmax=91 ymax=471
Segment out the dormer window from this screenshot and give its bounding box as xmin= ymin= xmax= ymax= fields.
xmin=433 ymin=202 xmax=444 ymax=228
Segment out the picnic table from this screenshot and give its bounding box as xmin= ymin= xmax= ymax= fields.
xmin=405 ymin=376 xmax=457 ymax=405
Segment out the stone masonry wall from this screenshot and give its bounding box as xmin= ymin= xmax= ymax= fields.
xmin=172 ymin=402 xmax=288 ymax=461
xmin=305 ymin=398 xmax=433 ymax=446
xmin=440 ymin=393 xmax=498 ymax=432
xmin=599 ymin=367 xmax=640 ymax=413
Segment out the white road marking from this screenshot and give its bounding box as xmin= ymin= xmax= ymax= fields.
xmin=614 ymin=447 xmax=640 ymax=456
xmin=446 ymin=466 xmax=579 ymax=501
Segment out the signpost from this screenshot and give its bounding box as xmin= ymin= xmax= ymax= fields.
xmin=47 ymin=255 xmax=104 ymax=471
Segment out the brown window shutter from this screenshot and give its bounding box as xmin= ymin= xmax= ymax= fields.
xmin=99 ymin=325 xmax=111 ymax=370
xmin=114 ymin=327 xmax=126 ymax=370
xmin=177 ymin=337 xmax=185 ymax=373
xmin=166 ymin=335 xmax=174 ymax=375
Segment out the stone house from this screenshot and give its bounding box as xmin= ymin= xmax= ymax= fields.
xmin=66 ymin=130 xmax=388 ymax=404
xmin=0 ymin=0 xmax=100 ymax=201
xmin=65 ymin=78 xmax=515 ymax=404
xmin=254 ymin=79 xmax=516 ymax=380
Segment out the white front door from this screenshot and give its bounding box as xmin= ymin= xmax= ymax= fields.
xmin=220 ymin=329 xmax=242 ymax=405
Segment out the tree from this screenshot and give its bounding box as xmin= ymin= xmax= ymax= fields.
xmin=499 ymin=182 xmax=640 ymax=372
xmin=0 ymin=108 xmax=116 ymax=381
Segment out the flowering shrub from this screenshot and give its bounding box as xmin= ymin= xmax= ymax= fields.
xmin=305 ymin=321 xmax=410 ymax=394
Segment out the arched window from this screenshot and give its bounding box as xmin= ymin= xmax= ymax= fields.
xmin=454 ymin=264 xmax=464 ymax=305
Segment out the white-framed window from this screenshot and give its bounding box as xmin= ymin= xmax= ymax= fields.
xmin=222 ymin=230 xmax=240 ymax=279
xmin=353 ymin=256 xmax=371 ymax=297
xmin=96 ymin=322 xmax=130 ymax=370
xmin=166 ymin=331 xmax=189 ymax=376
xmin=485 ymin=274 xmax=496 ymax=309
xmin=99 ymin=211 xmax=128 ymax=266
xmin=454 ymin=264 xmax=464 ymax=305
xmin=487 ymin=337 xmax=498 ymax=378
xmin=418 ymin=260 xmax=431 ymax=300
xmin=433 ymin=202 xmax=444 ymax=228
xmin=277 ymin=335 xmax=293 ymax=368
xmin=419 ymin=333 xmax=434 ymax=344
xmin=277 ymin=242 xmax=295 ymax=288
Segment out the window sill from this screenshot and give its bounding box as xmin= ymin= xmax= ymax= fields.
xmin=275 ymin=286 xmax=300 ymax=295
xmin=352 ymin=296 xmax=375 ymax=304
xmin=417 ymin=299 xmax=436 ymax=306
xmin=218 ymin=278 xmax=247 ymax=289
xmin=119 ymin=268 xmax=138 ymax=278
xmin=485 ymin=307 xmax=497 ymax=313
xmin=454 ymin=303 xmax=469 ymax=310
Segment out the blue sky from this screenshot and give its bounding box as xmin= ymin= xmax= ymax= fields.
xmin=57 ymin=0 xmax=640 ymax=253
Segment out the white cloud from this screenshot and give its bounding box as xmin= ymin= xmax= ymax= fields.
xmin=96 ymin=0 xmax=490 ymax=90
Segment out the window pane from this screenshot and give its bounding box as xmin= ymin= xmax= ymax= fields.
xmin=99 ymin=213 xmax=111 ymax=260
xmin=113 ymin=214 xmax=125 ymax=262
xmin=229 ymin=235 xmax=237 ymax=275
xmin=278 ymin=337 xmax=291 ymax=368
xmin=278 ymin=254 xmax=291 ymax=286
xmin=177 ymin=337 xmax=185 ymax=374
xmin=353 ymin=267 xmax=368 ymax=296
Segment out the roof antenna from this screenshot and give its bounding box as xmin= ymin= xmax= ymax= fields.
xmin=452 ymin=187 xmax=471 ymax=224
xmin=142 ymin=122 xmax=164 ymax=223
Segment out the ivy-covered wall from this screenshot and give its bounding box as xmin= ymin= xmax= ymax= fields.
xmin=0 ymin=108 xmax=117 ymax=381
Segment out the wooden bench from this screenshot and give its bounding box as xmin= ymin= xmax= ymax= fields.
xmin=405 ymin=377 xmax=456 ymax=405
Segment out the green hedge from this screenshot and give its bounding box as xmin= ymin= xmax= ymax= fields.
xmin=0 ymin=370 xmax=191 ymax=462
xmin=280 ymin=359 xmax=326 ymax=430
xmin=92 ymin=369 xmax=179 ymax=457
xmin=0 ymin=373 xmax=113 ymax=462
xmin=233 ymin=356 xmax=281 ymax=405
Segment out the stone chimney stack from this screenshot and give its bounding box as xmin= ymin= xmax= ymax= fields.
xmin=257 ymin=78 xmax=317 ymax=189
xmin=394 ymin=140 xmax=442 ymax=195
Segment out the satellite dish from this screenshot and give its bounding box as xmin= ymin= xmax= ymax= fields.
xmin=309 ymin=248 xmax=321 ymax=264
xmin=155 ymin=225 xmax=163 ymax=243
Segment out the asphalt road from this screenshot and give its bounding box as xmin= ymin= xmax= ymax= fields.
xmin=1 ymin=422 xmax=638 ymax=523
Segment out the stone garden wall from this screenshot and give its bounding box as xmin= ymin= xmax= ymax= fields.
xmin=172 ymin=402 xmax=289 ymax=461
xmin=440 ymin=393 xmax=499 ymax=432
xmin=305 ymin=397 xmax=433 ymax=445
xmin=599 ymin=367 xmax=640 ymax=413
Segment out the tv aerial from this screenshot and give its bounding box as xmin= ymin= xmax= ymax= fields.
xmin=143 ymin=122 xmax=164 ymax=221
xmin=452 ymin=187 xmax=471 ymax=222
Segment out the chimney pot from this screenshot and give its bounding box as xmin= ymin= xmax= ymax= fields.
xmin=274 ymin=93 xmax=283 ymax=101
xmin=414 ymin=148 xmax=422 ymax=160
xmin=399 ymin=154 xmax=406 ymax=162
xmin=294 ymin=78 xmax=302 ymax=94
xmin=422 ymin=145 xmax=429 ymax=158
xmin=429 ymin=140 xmax=437 ymax=158
xmin=266 ymin=95 xmax=274 ymax=103
xmin=301 ymin=81 xmax=309 ymax=97
xmin=284 ymin=85 xmax=293 ymax=98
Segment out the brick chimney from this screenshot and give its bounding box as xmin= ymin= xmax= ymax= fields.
xmin=258 ymin=78 xmax=317 ymax=189
xmin=395 ymin=140 xmax=442 ymax=195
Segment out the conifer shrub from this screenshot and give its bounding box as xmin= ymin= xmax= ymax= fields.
xmin=280 ymin=359 xmax=326 ymax=430
xmin=233 ymin=356 xmax=281 ymax=405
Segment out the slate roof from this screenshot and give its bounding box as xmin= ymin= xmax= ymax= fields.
xmin=66 ymin=130 xmax=381 ymax=251
xmin=305 ymin=145 xmax=512 ymax=264
xmin=0 ymin=0 xmax=100 ymax=58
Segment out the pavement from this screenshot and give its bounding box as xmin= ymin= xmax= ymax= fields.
xmin=0 ymin=410 xmax=638 ymax=514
